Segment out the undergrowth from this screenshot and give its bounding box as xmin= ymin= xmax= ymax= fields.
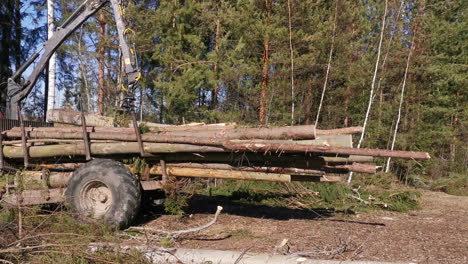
xmin=430 ymin=173 xmax=468 ymax=196
xmin=197 ymin=173 xmax=421 ymax=214
xmin=0 ymin=205 xmax=149 ymax=263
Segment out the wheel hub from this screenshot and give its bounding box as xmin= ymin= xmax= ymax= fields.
xmin=80 ymin=181 xmax=113 ymax=218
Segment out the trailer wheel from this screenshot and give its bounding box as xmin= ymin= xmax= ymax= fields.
xmin=65 ymin=159 xmax=141 ymax=229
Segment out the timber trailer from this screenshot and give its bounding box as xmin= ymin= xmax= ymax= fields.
xmin=0 ymin=0 xmax=431 ymax=229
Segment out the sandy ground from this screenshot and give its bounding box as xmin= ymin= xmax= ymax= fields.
xmin=134 ymin=190 xmax=468 ymax=264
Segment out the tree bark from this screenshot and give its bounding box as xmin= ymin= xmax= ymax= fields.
xmin=46 ymin=0 xmax=56 ymax=121
xmin=259 ymin=0 xmax=271 ymax=124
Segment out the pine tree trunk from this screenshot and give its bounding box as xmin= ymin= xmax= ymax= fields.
xmin=287 ymin=0 xmax=295 ymax=125
xmin=212 ymin=18 xmax=220 ymax=109
xmin=98 ymin=11 xmax=106 ymax=115
xmin=343 ymin=2 xmax=357 ymax=127
xmin=259 ymin=0 xmax=271 ymax=124
xmin=304 ymin=76 xmax=315 ymax=125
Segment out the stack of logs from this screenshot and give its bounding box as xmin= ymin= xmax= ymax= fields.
xmin=0 ymin=120 xmax=430 ymax=184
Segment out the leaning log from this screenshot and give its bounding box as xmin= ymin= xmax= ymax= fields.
xmin=222 ymin=141 xmax=431 ymax=159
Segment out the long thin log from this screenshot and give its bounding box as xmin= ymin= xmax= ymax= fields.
xmin=322 ymin=155 xmax=373 ymax=163
xmin=325 ymin=163 xmax=379 ymax=174
xmin=165 ymin=163 xmax=325 ymax=175
xmin=151 ymin=153 xmax=326 ymax=169
xmin=148 ymin=166 xmax=336 ymax=183
xmin=150 ymin=166 xmax=292 ymax=182
xmin=222 ymin=141 xmax=431 ymax=159
xmin=5 ymin=131 xmax=220 ymax=146
xmin=3 ymin=142 xmax=224 ymax=159
xmin=9 ymin=123 xmax=235 ymax=133
xmin=4 ymin=132 xmax=351 ymax=150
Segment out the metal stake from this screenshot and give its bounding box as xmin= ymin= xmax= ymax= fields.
xmin=131 ymin=111 xmax=151 ymax=157
xmin=17 ymin=104 xmax=29 ymax=168
xmin=79 ymin=99 xmax=91 ymax=160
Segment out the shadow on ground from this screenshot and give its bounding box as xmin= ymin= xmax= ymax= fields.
xmin=134 ymin=192 xmax=343 ymax=226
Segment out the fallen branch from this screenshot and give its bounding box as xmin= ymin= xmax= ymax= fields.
xmin=129 ymin=206 xmax=223 ymax=240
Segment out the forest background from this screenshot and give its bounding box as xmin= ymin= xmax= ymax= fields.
xmin=0 ymin=0 xmax=466 ymax=183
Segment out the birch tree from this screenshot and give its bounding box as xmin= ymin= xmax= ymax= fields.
xmin=46 ymin=0 xmax=56 ymax=121
xmin=385 ymin=38 xmax=415 ymax=172
xmin=347 ymin=0 xmax=388 ymax=183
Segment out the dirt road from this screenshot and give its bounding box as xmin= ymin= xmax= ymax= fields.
xmin=139 ymin=191 xmax=468 ymax=263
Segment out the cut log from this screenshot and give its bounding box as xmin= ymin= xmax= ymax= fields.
xmin=316 ymin=126 xmax=363 ymax=135
xmin=222 ymin=141 xmax=431 ymax=159
xmin=2 ymin=142 xmax=224 ymax=159
xmin=47 ymin=109 xmax=114 ymax=127
xmin=147 ymin=166 xmax=337 ymax=183
xmin=325 ymin=163 xmax=380 ymax=174
xmin=38 ymin=163 xmax=84 ymax=170
xmin=21 ymin=171 xmax=72 ymax=189
xmin=322 ymin=155 xmax=373 ymax=163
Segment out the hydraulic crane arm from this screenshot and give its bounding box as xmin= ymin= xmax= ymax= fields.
xmin=5 ymin=0 xmax=140 ymax=119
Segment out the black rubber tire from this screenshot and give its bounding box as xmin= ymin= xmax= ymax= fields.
xmin=65 ymin=159 xmax=141 ymax=229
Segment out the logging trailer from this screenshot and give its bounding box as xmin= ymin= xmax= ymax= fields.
xmin=0 ymin=0 xmax=430 ymax=229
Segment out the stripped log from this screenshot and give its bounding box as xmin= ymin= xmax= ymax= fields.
xmin=222 ymin=141 xmax=431 ymax=159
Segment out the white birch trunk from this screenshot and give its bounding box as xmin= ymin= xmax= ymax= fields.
xmin=46 ymin=0 xmax=56 ymax=121
xmin=385 ymin=38 xmax=415 ymax=172
xmin=347 ymin=0 xmax=388 ymax=183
